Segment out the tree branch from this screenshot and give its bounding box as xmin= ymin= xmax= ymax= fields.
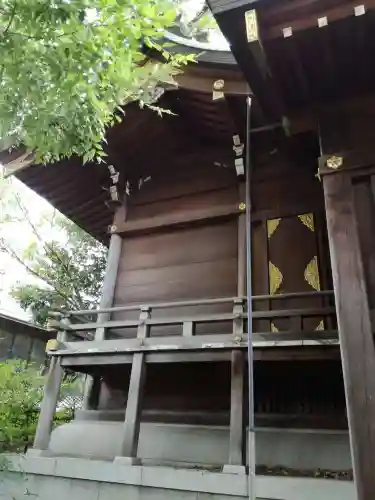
xmin=2 ymin=2 xmax=17 ymax=37
xmin=0 ymin=239 xmax=82 ymax=312
xmin=12 ymin=192 xmax=85 ymax=306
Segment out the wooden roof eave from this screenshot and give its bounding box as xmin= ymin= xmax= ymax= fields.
xmin=207 ymin=0 xmax=286 ymax=124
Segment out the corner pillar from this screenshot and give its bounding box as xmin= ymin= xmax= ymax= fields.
xmin=83 ymin=231 xmax=123 ymax=409
xmin=320 ymin=154 xmax=375 ymax=500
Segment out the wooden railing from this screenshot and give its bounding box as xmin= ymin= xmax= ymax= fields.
xmin=48 ymin=291 xmax=337 ymax=355
xmin=34 ymin=290 xmax=338 ymax=468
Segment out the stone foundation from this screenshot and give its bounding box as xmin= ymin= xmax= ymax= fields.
xmin=0 ymin=455 xmax=356 ymax=500
xmin=49 ymin=411 xmax=352 ymax=471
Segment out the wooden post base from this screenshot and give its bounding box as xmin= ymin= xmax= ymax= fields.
xmin=222 ymin=465 xmax=247 ymax=475
xmin=114 ymin=456 xmax=141 ymax=466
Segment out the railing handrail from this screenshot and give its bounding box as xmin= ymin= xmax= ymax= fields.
xmin=51 ymin=290 xmax=334 ymax=319
xmin=54 ymin=306 xmax=336 ymax=333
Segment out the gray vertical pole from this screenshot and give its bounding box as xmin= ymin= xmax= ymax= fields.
xmin=245 ymin=97 xmax=256 ymax=500
xmin=83 ymin=233 xmax=122 ymax=409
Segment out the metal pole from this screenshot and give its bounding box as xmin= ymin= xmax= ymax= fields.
xmin=245 ymin=96 xmax=256 ymax=500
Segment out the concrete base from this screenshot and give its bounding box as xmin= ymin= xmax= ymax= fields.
xmin=222 ymin=465 xmax=246 ymax=475
xmin=26 ymin=448 xmax=49 ymax=458
xmin=0 ymin=455 xmax=356 ymax=500
xmin=49 ymin=418 xmax=352 ymax=471
xmin=114 ymin=456 xmax=141 ymax=466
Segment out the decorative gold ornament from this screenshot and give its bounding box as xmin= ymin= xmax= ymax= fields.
xmin=213 ymin=79 xmax=225 ymax=90
xmin=316 ymin=320 xmax=325 ymax=331
xmin=298 ymin=213 xmax=315 ymax=232
xmin=304 ymin=256 xmax=321 ymax=291
xmin=271 ymin=322 xmax=279 ymax=333
xmin=46 ymin=338 xmax=59 ymax=352
xmin=245 ymin=9 xmax=259 ymax=43
xmin=267 ymin=218 xmax=281 ymax=238
xmin=239 ymin=202 xmax=246 ymax=212
xmin=269 ymin=261 xmax=283 ymax=295
xmin=326 ymin=156 xmax=343 ymax=170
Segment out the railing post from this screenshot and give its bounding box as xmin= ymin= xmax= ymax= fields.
xmin=115 ymin=306 xmax=151 ymax=465
xmin=31 ymin=330 xmax=67 ymax=454
xmin=224 ymin=298 xmax=246 ymax=474
xmin=182 ymin=321 xmax=194 ymax=337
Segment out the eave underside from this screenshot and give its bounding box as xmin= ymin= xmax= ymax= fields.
xmin=4 ymin=0 xmax=375 ymax=242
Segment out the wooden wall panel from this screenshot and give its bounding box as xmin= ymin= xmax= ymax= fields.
xmin=252 ymin=151 xmax=324 ymax=218
xmin=118 ymin=222 xmax=237 ymax=272
xmin=114 ymin=221 xmax=237 ymax=306
xmin=131 ymin=166 xmax=237 ymax=206
xmin=112 ymin=159 xmax=239 ymax=338
xmin=129 ymin=188 xmax=237 ymax=222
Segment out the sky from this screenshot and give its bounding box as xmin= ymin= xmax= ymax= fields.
xmin=0 ymin=177 xmax=53 ymax=320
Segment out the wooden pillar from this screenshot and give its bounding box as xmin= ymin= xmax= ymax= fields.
xmin=238 ymin=184 xmax=247 ymax=298
xmin=33 ymin=355 xmax=64 ymax=451
xmin=224 ymin=182 xmax=246 ymax=473
xmin=94 ymin=233 xmax=123 ymax=342
xmin=227 ymin=299 xmax=245 ymax=469
xmin=115 ymin=306 xmax=151 ymax=464
xmin=322 ymin=169 xmax=375 ymax=500
xmin=83 ymin=232 xmax=122 ymax=409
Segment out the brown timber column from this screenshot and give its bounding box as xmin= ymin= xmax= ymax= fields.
xmin=224 ymin=183 xmax=246 ymax=474
xmin=83 ymin=231 xmax=123 ymax=409
xmin=321 ymin=162 xmax=375 ymax=500
xmin=115 ymin=306 xmax=151 ymax=465
xmin=32 ymin=356 xmax=64 ymax=451
xmin=32 ymin=325 xmax=67 ymax=453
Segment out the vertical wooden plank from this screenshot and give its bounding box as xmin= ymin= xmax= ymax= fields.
xmin=315 ymin=211 xmax=334 ymax=330
xmin=354 ymin=178 xmax=375 ymax=314
xmin=238 ymin=183 xmax=247 ymax=298
xmin=119 ymin=353 xmax=146 ymax=459
xmin=118 ymin=307 xmax=150 ymax=460
xmin=33 ymin=356 xmax=64 ymax=450
xmin=83 ymin=231 xmax=123 ymax=410
xmin=182 ymin=321 xmax=194 ymax=337
xmin=252 ymin=218 xmax=271 ymax=332
xmin=227 ymin=180 xmax=246 ymax=471
xmin=225 ymin=268 xmax=245 ymax=470
xmin=323 ymin=172 xmax=375 ymax=500
xmin=95 ymin=233 xmax=123 ymax=341
xmin=228 ymin=349 xmax=245 ymax=466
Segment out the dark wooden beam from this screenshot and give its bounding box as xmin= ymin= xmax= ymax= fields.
xmin=319 ymin=148 xmax=375 ymax=177
xmin=61 ymin=344 xmax=340 ymax=370
xmin=207 ymin=2 xmax=285 ymax=122
xmin=112 ymin=202 xmax=239 ymax=236
xmin=176 ymin=67 xmax=248 ymax=96
xmin=262 ymin=1 xmax=375 ymax=40
xmin=323 ymin=171 xmax=375 ymax=500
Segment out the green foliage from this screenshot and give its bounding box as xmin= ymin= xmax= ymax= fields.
xmin=0 ymin=0 xmax=192 ymax=164
xmin=0 ymin=179 xmax=107 ymax=326
xmin=0 ymin=360 xmax=44 ymax=453
xmin=10 ymin=215 xmax=107 ymax=326
xmin=0 ymin=360 xmax=77 ymax=453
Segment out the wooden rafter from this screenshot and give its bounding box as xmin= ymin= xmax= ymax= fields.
xmin=207 ymin=1 xmax=285 ymax=123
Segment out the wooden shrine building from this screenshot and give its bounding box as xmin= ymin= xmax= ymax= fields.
xmin=4 ymin=1 xmax=375 ymax=499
